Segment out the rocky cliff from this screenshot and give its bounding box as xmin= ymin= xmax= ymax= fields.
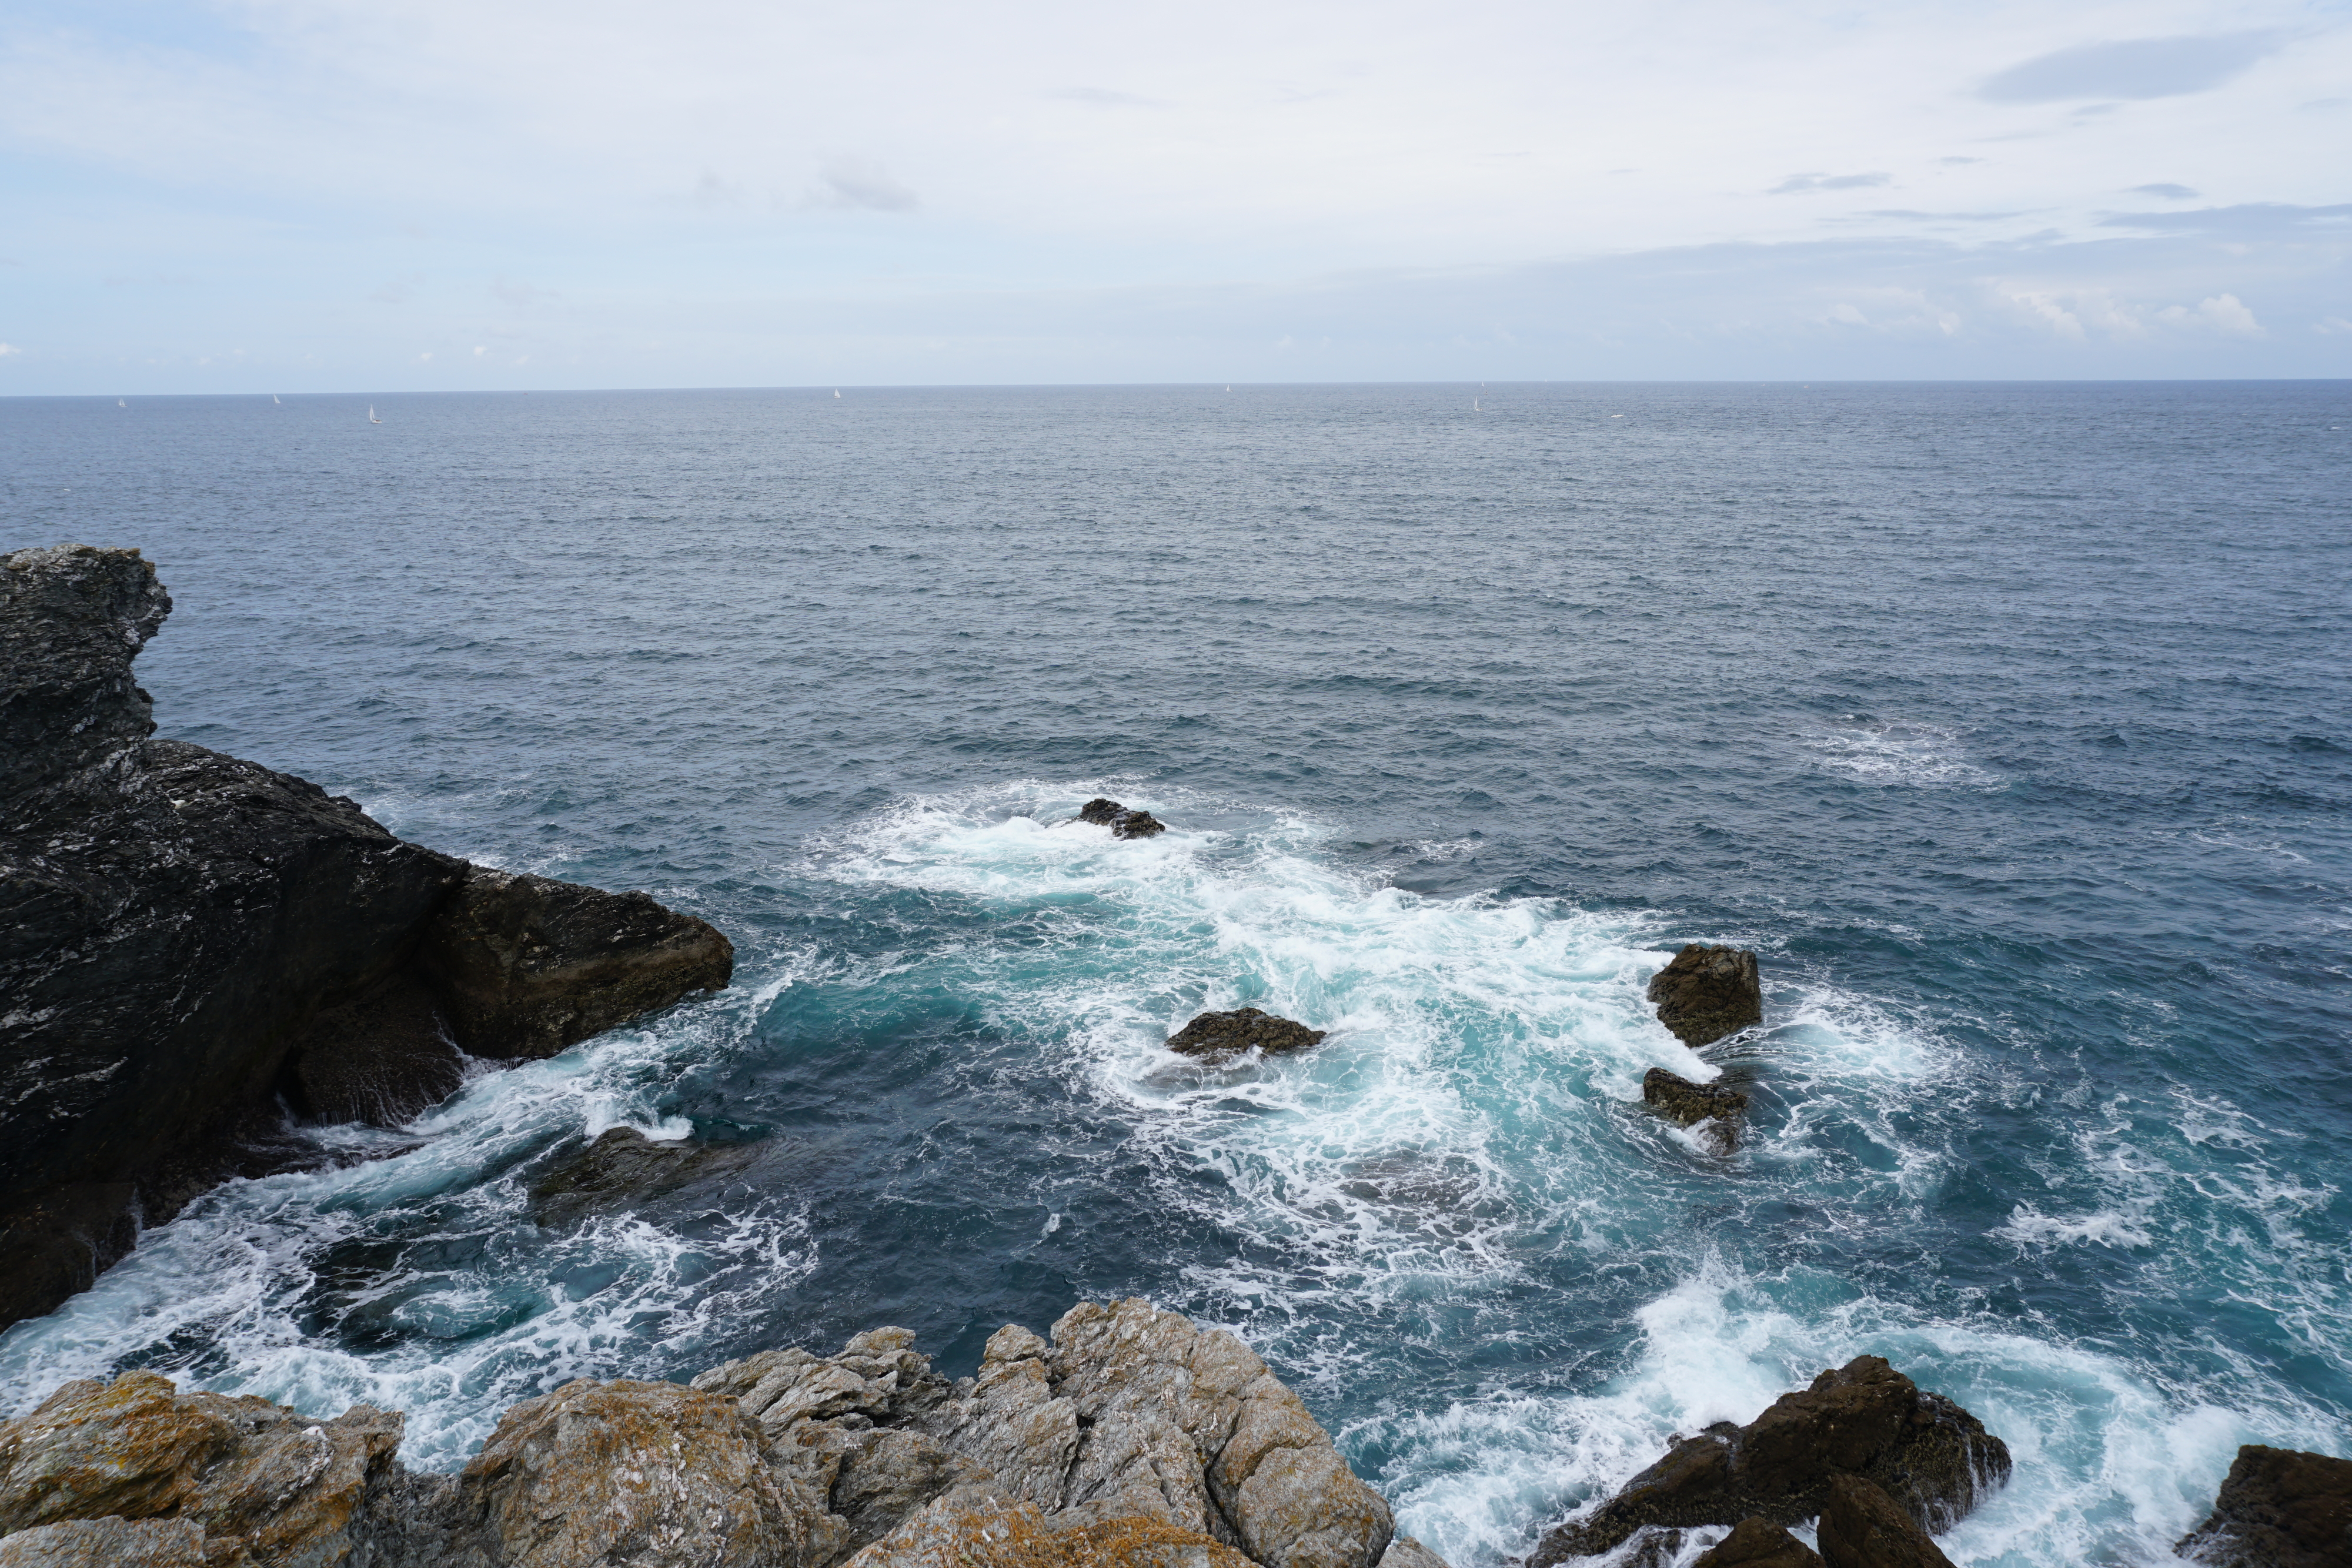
xmin=0 ymin=1300 xmax=1441 ymax=1568
xmin=0 ymin=544 xmax=734 ymax=1332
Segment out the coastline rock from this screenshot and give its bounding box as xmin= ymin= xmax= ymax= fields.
xmin=1528 ymin=1356 xmax=2008 ymax=1562
xmin=1692 ymin=1517 xmax=1822 ymax=1567
xmin=1079 ymin=798 xmax=1168 ymax=840
xmin=528 ymin=1126 xmax=764 ymax=1227
xmin=0 ymin=1370 xmax=407 ymax=1566
xmin=0 ymin=1305 xmax=1421 ymax=1568
xmin=1815 ymin=1475 xmax=1953 ymax=1568
xmin=1646 ymin=946 xmax=1763 ymax=1047
xmin=0 ymin=544 xmax=736 ymax=1329
xmin=1642 ymin=1068 xmax=1749 ymax=1151
xmin=1167 ymin=1008 xmax=1328 ymax=1062
xmin=419 ymin=865 xmax=734 ymax=1060
xmin=2176 ymin=1445 xmax=2352 ymax=1568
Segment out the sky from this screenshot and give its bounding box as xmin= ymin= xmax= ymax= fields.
xmin=2 ymin=0 xmax=2348 ymax=390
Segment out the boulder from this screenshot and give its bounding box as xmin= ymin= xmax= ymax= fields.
xmin=1646 ymin=946 xmax=1763 ymax=1047
xmin=1166 ymin=1009 xmax=1328 ymax=1062
xmin=0 ymin=1518 xmax=208 ymax=1567
xmin=0 ymin=544 xmax=736 ymax=1329
xmin=1642 ymin=1069 xmax=1749 ymax=1151
xmin=456 ymin=1378 xmax=819 ymax=1568
xmin=527 ymin=1126 xmax=764 ymax=1227
xmin=1692 ymin=1517 xmax=1822 ymax=1567
xmin=0 ymin=1370 xmax=407 ymax=1567
xmin=1078 ymin=798 xmax=1168 ymax=840
xmin=1815 ymin=1475 xmax=1952 ymax=1568
xmin=1528 ymin=1357 xmax=2007 ymax=1562
xmin=2176 ymin=1444 xmax=2352 ymax=1568
xmin=418 ymin=865 xmax=734 ymax=1060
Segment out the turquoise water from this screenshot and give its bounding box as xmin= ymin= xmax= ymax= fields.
xmin=2 ymin=383 xmax=2348 ymax=1564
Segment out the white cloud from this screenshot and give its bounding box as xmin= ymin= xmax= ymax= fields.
xmin=1772 ymin=172 xmax=1893 ymax=194
xmin=2158 ymin=293 xmax=2264 ymax=335
xmin=808 ymin=154 xmax=917 ymax=213
xmin=0 ymin=342 xmax=19 ymax=356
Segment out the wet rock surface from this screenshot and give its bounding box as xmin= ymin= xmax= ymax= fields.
xmin=1690 ymin=1517 xmax=1822 ymax=1567
xmin=1646 ymin=945 xmax=1763 ymax=1047
xmin=1166 ymin=1008 xmax=1328 ymax=1062
xmin=1642 ymin=1068 xmax=1749 ymax=1149
xmin=0 ymin=544 xmax=737 ymax=1330
xmin=1528 ymin=1356 xmax=2008 ymax=1562
xmin=0 ymin=1302 xmax=1424 ymax=1568
xmin=1814 ymin=1475 xmax=1953 ymax=1568
xmin=527 ymin=1126 xmax=765 ymax=1227
xmin=2176 ymin=1444 xmax=2352 ymax=1568
xmin=1078 ymin=798 xmax=1168 ymax=840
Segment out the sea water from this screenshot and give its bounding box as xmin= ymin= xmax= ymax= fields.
xmin=1 ymin=383 xmax=2347 ymax=1566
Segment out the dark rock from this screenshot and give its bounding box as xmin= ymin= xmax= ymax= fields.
xmin=1648 ymin=945 xmax=1763 ymax=1047
xmin=1643 ymin=1068 xmax=1749 ymax=1151
xmin=418 ymin=865 xmax=734 ymax=1059
xmin=528 ymin=1126 xmax=763 ymax=1226
xmin=1078 ymin=797 xmax=1168 ymax=840
xmin=0 ymin=544 xmax=737 ymax=1331
xmin=1528 ymin=1356 xmax=2009 ymax=1562
xmin=1165 ymin=1006 xmax=1328 ymax=1061
xmin=1816 ymin=1475 xmax=1953 ymax=1568
xmin=283 ymin=968 xmax=469 ymax=1126
xmin=1623 ymin=1529 xmax=1686 ymax=1567
xmin=2176 ymin=1445 xmax=2352 ymax=1568
xmin=1693 ymin=1517 xmax=1823 ymax=1567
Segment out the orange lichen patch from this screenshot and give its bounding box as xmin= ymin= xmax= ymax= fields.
xmin=854 ymin=1500 xmax=1255 ymax=1568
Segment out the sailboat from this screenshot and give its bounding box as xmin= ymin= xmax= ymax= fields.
xmin=273 ymin=394 xmax=282 ymax=404
xmin=117 ymin=399 xmax=126 ymax=408
xmin=833 ymin=390 xmax=841 ymax=399
xmin=1474 ymin=397 xmax=1481 ymax=412
xmin=368 ymin=405 xmax=382 ymax=424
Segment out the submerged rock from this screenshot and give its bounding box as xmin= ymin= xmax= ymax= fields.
xmin=0 ymin=1303 xmax=1424 ymax=1568
xmin=1692 ymin=1518 xmax=1822 ymax=1567
xmin=1078 ymin=798 xmax=1168 ymax=840
xmin=1646 ymin=945 xmax=1763 ymax=1047
xmin=1815 ymin=1475 xmax=1953 ymax=1568
xmin=1528 ymin=1356 xmax=2008 ymax=1562
xmin=1642 ymin=1068 xmax=1750 ymax=1151
xmin=527 ymin=1126 xmax=764 ymax=1226
xmin=2176 ymin=1444 xmax=2352 ymax=1568
xmin=0 ymin=544 xmax=737 ymax=1329
xmin=1166 ymin=1007 xmax=1328 ymax=1062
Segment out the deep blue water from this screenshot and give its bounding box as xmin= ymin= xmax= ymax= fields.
xmin=3 ymin=383 xmax=2349 ymax=1566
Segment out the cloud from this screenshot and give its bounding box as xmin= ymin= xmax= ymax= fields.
xmin=491 ymin=278 xmax=559 ymax=310
xmin=1833 ymin=209 xmax=2024 ymax=223
xmin=1043 ymin=87 xmax=1166 ymax=107
xmin=2158 ymin=293 xmax=2264 ymax=335
xmin=0 ymin=342 xmax=19 ymax=356
xmin=2127 ymin=183 xmax=2199 ymax=200
xmin=2096 ymin=202 xmax=2352 ymax=235
xmin=1977 ymin=32 xmax=2289 ymax=104
xmin=810 ymin=153 xmax=917 ymax=212
xmin=1770 ymin=171 xmax=1892 ymax=194
xmin=1937 ymin=156 xmax=1984 ymax=166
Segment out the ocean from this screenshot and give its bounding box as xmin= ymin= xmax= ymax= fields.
xmin=2 ymin=382 xmax=2348 ymax=1566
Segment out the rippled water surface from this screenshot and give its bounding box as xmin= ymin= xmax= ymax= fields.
xmin=4 ymin=383 xmax=2350 ymax=1566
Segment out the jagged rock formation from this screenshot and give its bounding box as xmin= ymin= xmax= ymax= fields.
xmin=2176 ymin=1444 xmax=2352 ymax=1568
xmin=1078 ymin=798 xmax=1167 ymax=840
xmin=1647 ymin=946 xmax=1762 ymax=1047
xmin=1528 ymin=1356 xmax=2007 ymax=1562
xmin=0 ymin=544 xmax=734 ymax=1332
xmin=1814 ymin=1475 xmax=1952 ymax=1568
xmin=1166 ymin=1008 xmax=1327 ymax=1062
xmin=1642 ymin=1068 xmax=1749 ymax=1150
xmin=1691 ymin=1517 xmax=1822 ymax=1567
xmin=0 ymin=1302 xmax=1435 ymax=1568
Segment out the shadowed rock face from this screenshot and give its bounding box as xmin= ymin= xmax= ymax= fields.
xmin=1692 ymin=1517 xmax=1823 ymax=1567
xmin=1815 ymin=1475 xmax=1953 ymax=1568
xmin=0 ymin=1303 xmax=1426 ymax=1568
xmin=1646 ymin=945 xmax=1763 ymax=1047
xmin=1642 ymin=1068 xmax=1749 ymax=1149
xmin=0 ymin=544 xmax=735 ymax=1332
xmin=1529 ymin=1356 xmax=2008 ymax=1562
xmin=1166 ymin=1008 xmax=1327 ymax=1062
xmin=2176 ymin=1445 xmax=2352 ymax=1568
xmin=527 ymin=1126 xmax=765 ymax=1226
xmin=1078 ymin=798 xmax=1168 ymax=840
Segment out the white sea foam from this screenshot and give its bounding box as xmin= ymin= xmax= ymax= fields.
xmin=1802 ymin=720 xmax=2000 ymax=790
